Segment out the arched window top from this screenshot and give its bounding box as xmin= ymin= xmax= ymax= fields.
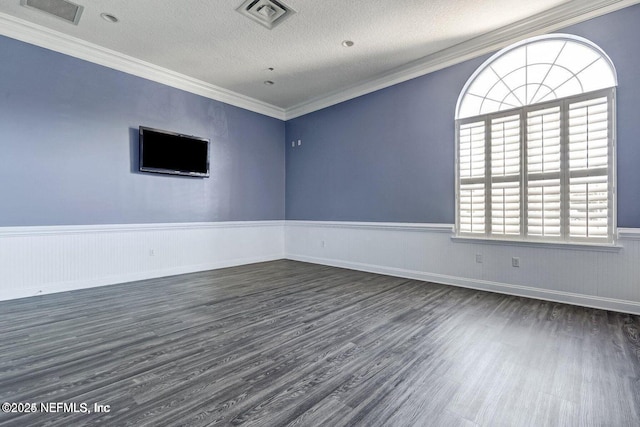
xmin=456 ymin=34 xmax=617 ymax=119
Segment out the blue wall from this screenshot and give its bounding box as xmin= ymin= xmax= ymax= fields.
xmin=0 ymin=36 xmax=285 ymax=226
xmin=2 ymin=4 xmax=639 ymax=228
xmin=285 ymin=4 xmax=640 ymax=228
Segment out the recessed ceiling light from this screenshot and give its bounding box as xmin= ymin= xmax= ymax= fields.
xmin=264 ymin=80 xmax=275 ymax=86
xmin=342 ymin=40 xmax=354 ymax=47
xmin=100 ymin=13 xmax=118 ymax=23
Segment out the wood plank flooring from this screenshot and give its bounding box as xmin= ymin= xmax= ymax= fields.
xmin=0 ymin=260 xmax=639 ymax=426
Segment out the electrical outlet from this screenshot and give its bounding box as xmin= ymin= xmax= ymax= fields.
xmin=149 ymin=249 xmax=155 ymax=257
xmin=291 ymin=141 xmax=295 ymax=147
xmin=297 ymin=139 xmax=302 ymax=146
xmin=512 ymin=257 xmax=520 ymax=267
xmin=475 ymin=254 xmax=483 ymax=263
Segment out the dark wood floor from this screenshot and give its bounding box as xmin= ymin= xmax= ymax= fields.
xmin=0 ymin=260 xmax=639 ymax=426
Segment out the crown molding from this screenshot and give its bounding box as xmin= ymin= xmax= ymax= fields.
xmin=1 ymin=1 xmax=639 ymax=121
xmin=0 ymin=12 xmax=287 ymax=120
xmin=283 ymin=0 xmax=640 ymax=119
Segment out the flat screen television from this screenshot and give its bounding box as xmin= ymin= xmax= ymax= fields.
xmin=139 ymin=126 xmax=210 ymax=177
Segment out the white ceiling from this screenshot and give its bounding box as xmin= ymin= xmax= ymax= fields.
xmin=0 ymin=0 xmax=637 ymax=119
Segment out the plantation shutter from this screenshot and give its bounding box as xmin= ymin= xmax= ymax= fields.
xmin=459 ymin=121 xmax=486 ymax=234
xmin=567 ymin=96 xmax=611 ymax=240
xmin=526 ymin=106 xmax=562 ymax=238
xmin=491 ymin=114 xmax=521 ymax=236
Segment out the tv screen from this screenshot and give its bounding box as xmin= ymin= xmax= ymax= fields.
xmin=139 ymin=126 xmax=210 ymax=177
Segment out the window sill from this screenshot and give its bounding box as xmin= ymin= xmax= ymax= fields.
xmin=450 ymin=235 xmax=623 ymax=252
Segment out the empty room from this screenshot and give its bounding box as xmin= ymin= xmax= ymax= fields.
xmin=1 ymin=0 xmax=640 ymax=425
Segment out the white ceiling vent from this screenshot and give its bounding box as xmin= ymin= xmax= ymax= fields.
xmin=21 ymin=0 xmax=83 ymax=25
xmin=236 ymin=0 xmax=296 ymax=30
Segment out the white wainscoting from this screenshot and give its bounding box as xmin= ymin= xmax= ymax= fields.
xmin=0 ymin=221 xmax=284 ymax=301
xmin=285 ymin=221 xmax=640 ymax=315
xmin=3 ymin=220 xmax=638 ymax=313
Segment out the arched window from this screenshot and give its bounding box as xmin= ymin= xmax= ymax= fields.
xmin=455 ymin=34 xmax=616 ymax=243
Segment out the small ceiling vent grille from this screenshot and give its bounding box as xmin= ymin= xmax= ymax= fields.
xmin=21 ymin=0 xmax=84 ymax=25
xmin=236 ymin=0 xmax=296 ymax=30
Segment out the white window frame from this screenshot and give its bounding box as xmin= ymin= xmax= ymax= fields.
xmin=455 ymin=34 xmax=618 ymax=245
xmin=455 ymin=87 xmax=616 ymax=244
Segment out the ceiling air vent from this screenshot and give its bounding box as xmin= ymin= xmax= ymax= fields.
xmin=236 ymin=0 xmax=296 ymax=30
xmin=20 ymin=0 xmax=84 ymax=25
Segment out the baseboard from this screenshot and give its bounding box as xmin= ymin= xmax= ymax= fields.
xmin=286 ymin=253 xmax=640 ymax=315
xmin=3 ymin=219 xmax=639 ymax=315
xmin=0 ymin=221 xmax=285 ymax=301
xmin=12 ymin=254 xmax=284 ymax=302
xmin=285 ymin=221 xmax=640 ymax=315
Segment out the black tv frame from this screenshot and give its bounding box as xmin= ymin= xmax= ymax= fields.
xmin=139 ymin=126 xmax=210 ymax=178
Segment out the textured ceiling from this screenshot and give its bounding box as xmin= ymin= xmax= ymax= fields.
xmin=0 ymin=0 xmax=634 ymax=116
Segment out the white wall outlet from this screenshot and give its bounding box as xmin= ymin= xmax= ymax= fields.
xmin=475 ymin=254 xmax=483 ymax=263
xmin=512 ymin=257 xmax=520 ymax=267
xmin=297 ymin=139 xmax=301 ymax=146
xmin=291 ymin=141 xmax=295 ymax=147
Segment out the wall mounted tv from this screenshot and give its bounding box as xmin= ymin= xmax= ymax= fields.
xmin=139 ymin=126 xmax=210 ymax=177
